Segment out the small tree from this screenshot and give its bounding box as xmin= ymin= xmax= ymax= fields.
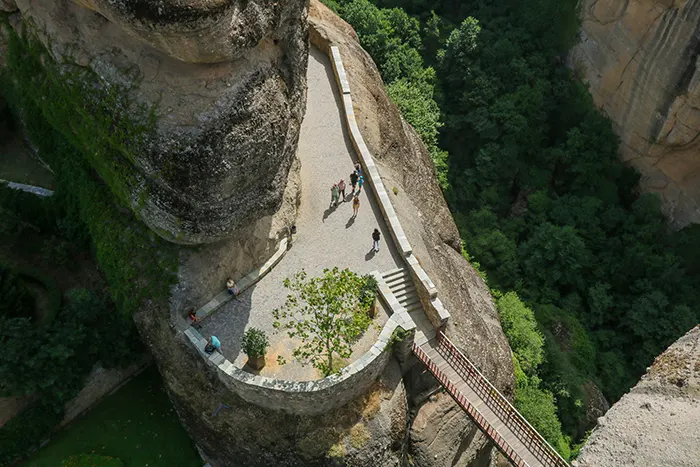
xmin=272 ymin=267 xmax=372 ymax=376
xmin=241 ymin=327 xmax=269 ymax=358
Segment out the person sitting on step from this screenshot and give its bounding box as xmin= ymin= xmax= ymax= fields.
xmin=226 ymin=278 xmax=239 ymax=297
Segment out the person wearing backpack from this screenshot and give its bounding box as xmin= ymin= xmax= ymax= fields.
xmin=372 ymin=228 xmax=381 ymax=252
xmin=350 ymin=171 xmax=359 ymax=194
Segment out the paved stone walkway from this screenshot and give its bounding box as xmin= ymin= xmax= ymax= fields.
xmin=198 ymin=48 xmax=404 ymax=380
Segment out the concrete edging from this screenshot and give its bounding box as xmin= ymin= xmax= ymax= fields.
xmin=326 ymin=45 xmax=450 ymax=328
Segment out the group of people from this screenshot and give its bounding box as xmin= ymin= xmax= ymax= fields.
xmin=331 ymin=163 xmax=364 ymax=218
xmin=187 ymin=277 xmax=240 ymax=354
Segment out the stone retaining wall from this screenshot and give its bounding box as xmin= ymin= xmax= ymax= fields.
xmin=318 ymin=33 xmax=450 ymax=329
xmin=183 ymin=317 xmax=401 ymax=415
xmin=176 ymin=38 xmax=450 ymax=416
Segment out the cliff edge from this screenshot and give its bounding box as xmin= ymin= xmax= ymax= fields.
xmin=571 ymin=0 xmax=700 ymax=228
xmin=575 ymin=325 xmax=700 ymax=466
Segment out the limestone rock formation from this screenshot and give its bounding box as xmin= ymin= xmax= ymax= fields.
xmin=571 ymin=0 xmax=700 ymax=228
xmin=309 ymin=2 xmax=514 ymax=465
xmin=574 ymin=325 xmax=700 ymax=467
xmin=2 ymin=0 xmax=308 ymax=244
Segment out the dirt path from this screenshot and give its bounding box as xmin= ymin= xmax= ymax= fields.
xmin=200 ymin=47 xmax=404 ymax=380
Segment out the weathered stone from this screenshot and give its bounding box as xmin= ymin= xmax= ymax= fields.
xmin=571 ymin=0 xmax=700 ymax=228
xmin=410 ymin=392 xmax=492 ymax=467
xmin=0 ymin=0 xmax=17 ymax=13
xmin=575 ymin=325 xmax=700 ymax=466
xmin=7 ymin=0 xmax=308 ymax=244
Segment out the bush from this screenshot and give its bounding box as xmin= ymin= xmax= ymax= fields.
xmin=0 ymin=400 xmax=63 ymax=466
xmin=61 ymin=453 xmax=125 ymax=467
xmin=359 ymin=274 xmax=379 ymax=312
xmin=496 ymin=292 xmax=544 ymax=375
xmin=14 ymin=266 xmax=63 ymax=325
xmin=0 ymin=264 xmax=34 ymax=319
xmin=241 ymin=327 xmax=269 ymax=358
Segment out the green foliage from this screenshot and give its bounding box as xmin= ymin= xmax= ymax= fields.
xmin=272 ymin=267 xmax=373 ymax=376
xmin=496 ymin=292 xmax=543 ymax=374
xmin=331 ymin=0 xmax=448 ymax=186
xmin=359 ymin=273 xmax=379 ymax=310
xmin=0 ymin=400 xmax=63 ymax=466
xmin=61 ymin=454 xmax=125 ymax=467
xmin=0 ymin=264 xmax=34 ymax=319
xmin=0 ymin=289 xmax=141 ymax=402
xmin=241 ymin=327 xmax=270 ymax=358
xmin=515 ymin=384 xmax=570 ymax=458
xmin=1 ymin=24 xmax=176 ymax=317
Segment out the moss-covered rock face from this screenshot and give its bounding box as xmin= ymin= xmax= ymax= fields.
xmin=6 ymin=0 xmax=308 ymax=245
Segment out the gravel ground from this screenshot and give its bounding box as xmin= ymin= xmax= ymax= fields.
xmin=199 ymin=48 xmax=403 ymax=380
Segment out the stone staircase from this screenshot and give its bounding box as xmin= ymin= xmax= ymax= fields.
xmin=382 ymin=268 xmax=422 ymax=315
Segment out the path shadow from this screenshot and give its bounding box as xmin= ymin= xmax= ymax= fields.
xmin=197 ymin=283 xmax=256 ymax=364
xmin=365 ymin=248 xmax=376 ymax=261
xmin=323 ymin=204 xmax=338 ymax=222
xmin=346 ymin=215 xmax=356 ymax=229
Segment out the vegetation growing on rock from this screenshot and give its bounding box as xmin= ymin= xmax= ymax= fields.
xmin=326 ymin=0 xmax=700 ymax=456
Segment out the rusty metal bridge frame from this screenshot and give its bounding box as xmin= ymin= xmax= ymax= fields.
xmin=413 ymin=331 xmax=570 ymax=467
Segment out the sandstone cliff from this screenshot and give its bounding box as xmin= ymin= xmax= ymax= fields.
xmin=571 ymin=0 xmax=700 ymax=228
xmin=1 ymin=0 xmax=308 ymax=245
xmin=574 ymin=325 xmax=700 ymax=466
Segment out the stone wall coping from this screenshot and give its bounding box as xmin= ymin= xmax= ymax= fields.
xmin=191 ymin=237 xmax=289 ymax=321
xmin=328 ymin=45 xmax=449 ymax=328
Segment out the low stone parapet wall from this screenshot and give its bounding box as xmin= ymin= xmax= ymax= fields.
xmin=183 ymin=316 xmax=401 ymax=415
xmin=320 ymin=35 xmax=450 ymax=329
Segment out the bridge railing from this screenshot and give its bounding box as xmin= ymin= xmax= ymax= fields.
xmin=435 ymin=331 xmax=569 ymax=467
xmin=412 ymin=343 xmax=529 ymax=467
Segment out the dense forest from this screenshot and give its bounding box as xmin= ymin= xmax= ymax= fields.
xmin=323 ymin=0 xmax=700 ymax=456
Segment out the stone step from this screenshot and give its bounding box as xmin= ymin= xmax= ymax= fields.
xmin=391 ymin=281 xmax=416 ymax=295
xmin=400 ymin=295 xmax=421 ymax=308
xmin=406 ymin=301 xmax=423 ymax=313
xmin=382 ymin=267 xmax=408 ymax=282
xmin=395 ymin=291 xmax=417 ymax=303
xmin=386 ymin=274 xmax=411 ymax=289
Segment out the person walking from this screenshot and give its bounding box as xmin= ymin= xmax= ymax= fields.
xmin=350 ymin=171 xmax=359 ymax=194
xmin=338 ymin=179 xmax=346 ymax=200
xmin=352 ymin=195 xmax=360 ymax=217
xmin=372 ymin=228 xmax=381 ymax=252
xmin=354 ymin=162 xmax=362 ymax=177
xmin=357 ymin=175 xmax=365 ymax=194
xmin=330 ymin=183 xmax=339 ymax=207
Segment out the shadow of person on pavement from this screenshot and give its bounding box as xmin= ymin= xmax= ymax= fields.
xmin=323 ymin=204 xmax=337 ymax=222
xmin=346 ymin=215 xmax=356 ymax=229
xmin=365 ymin=248 xmax=376 ymax=261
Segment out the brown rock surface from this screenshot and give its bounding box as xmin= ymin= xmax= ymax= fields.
xmin=571 ymin=0 xmax=700 ymax=228
xmin=4 ymin=0 xmax=308 ymax=244
xmin=309 ymin=2 xmax=514 ymax=465
xmin=574 ymin=325 xmax=700 ymax=467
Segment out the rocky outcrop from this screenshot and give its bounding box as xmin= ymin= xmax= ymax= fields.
xmin=571 ymin=0 xmax=700 ymax=228
xmin=309 ymin=2 xmax=514 ymax=465
xmin=2 ymin=0 xmax=308 ymax=244
xmin=574 ymin=325 xmax=700 ymax=467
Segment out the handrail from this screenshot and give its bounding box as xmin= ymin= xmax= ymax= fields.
xmin=435 ymin=332 xmax=569 ymax=467
xmin=412 ymin=343 xmax=529 ymax=467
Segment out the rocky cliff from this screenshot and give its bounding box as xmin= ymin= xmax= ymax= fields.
xmin=574 ymin=325 xmax=700 ymax=466
xmin=571 ymin=0 xmax=700 ymax=228
xmin=1 ymin=0 xmax=308 ymax=245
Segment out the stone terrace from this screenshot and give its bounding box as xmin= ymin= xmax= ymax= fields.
xmin=197 ymin=48 xmax=404 ymax=380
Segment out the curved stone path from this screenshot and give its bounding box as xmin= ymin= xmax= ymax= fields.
xmin=198 ymin=47 xmax=403 ymax=380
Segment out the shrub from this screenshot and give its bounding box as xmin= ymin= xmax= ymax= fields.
xmin=0 ymin=264 xmax=34 ymax=319
xmin=241 ymin=327 xmax=269 ymax=358
xmin=0 ymin=400 xmax=63 ymax=466
xmin=496 ymin=292 xmax=544 ymax=375
xmin=359 ymin=274 xmax=379 ymax=312
xmin=14 ymin=267 xmax=63 ymax=326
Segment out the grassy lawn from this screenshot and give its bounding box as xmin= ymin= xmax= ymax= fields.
xmin=22 ymin=367 xmax=202 ymax=467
